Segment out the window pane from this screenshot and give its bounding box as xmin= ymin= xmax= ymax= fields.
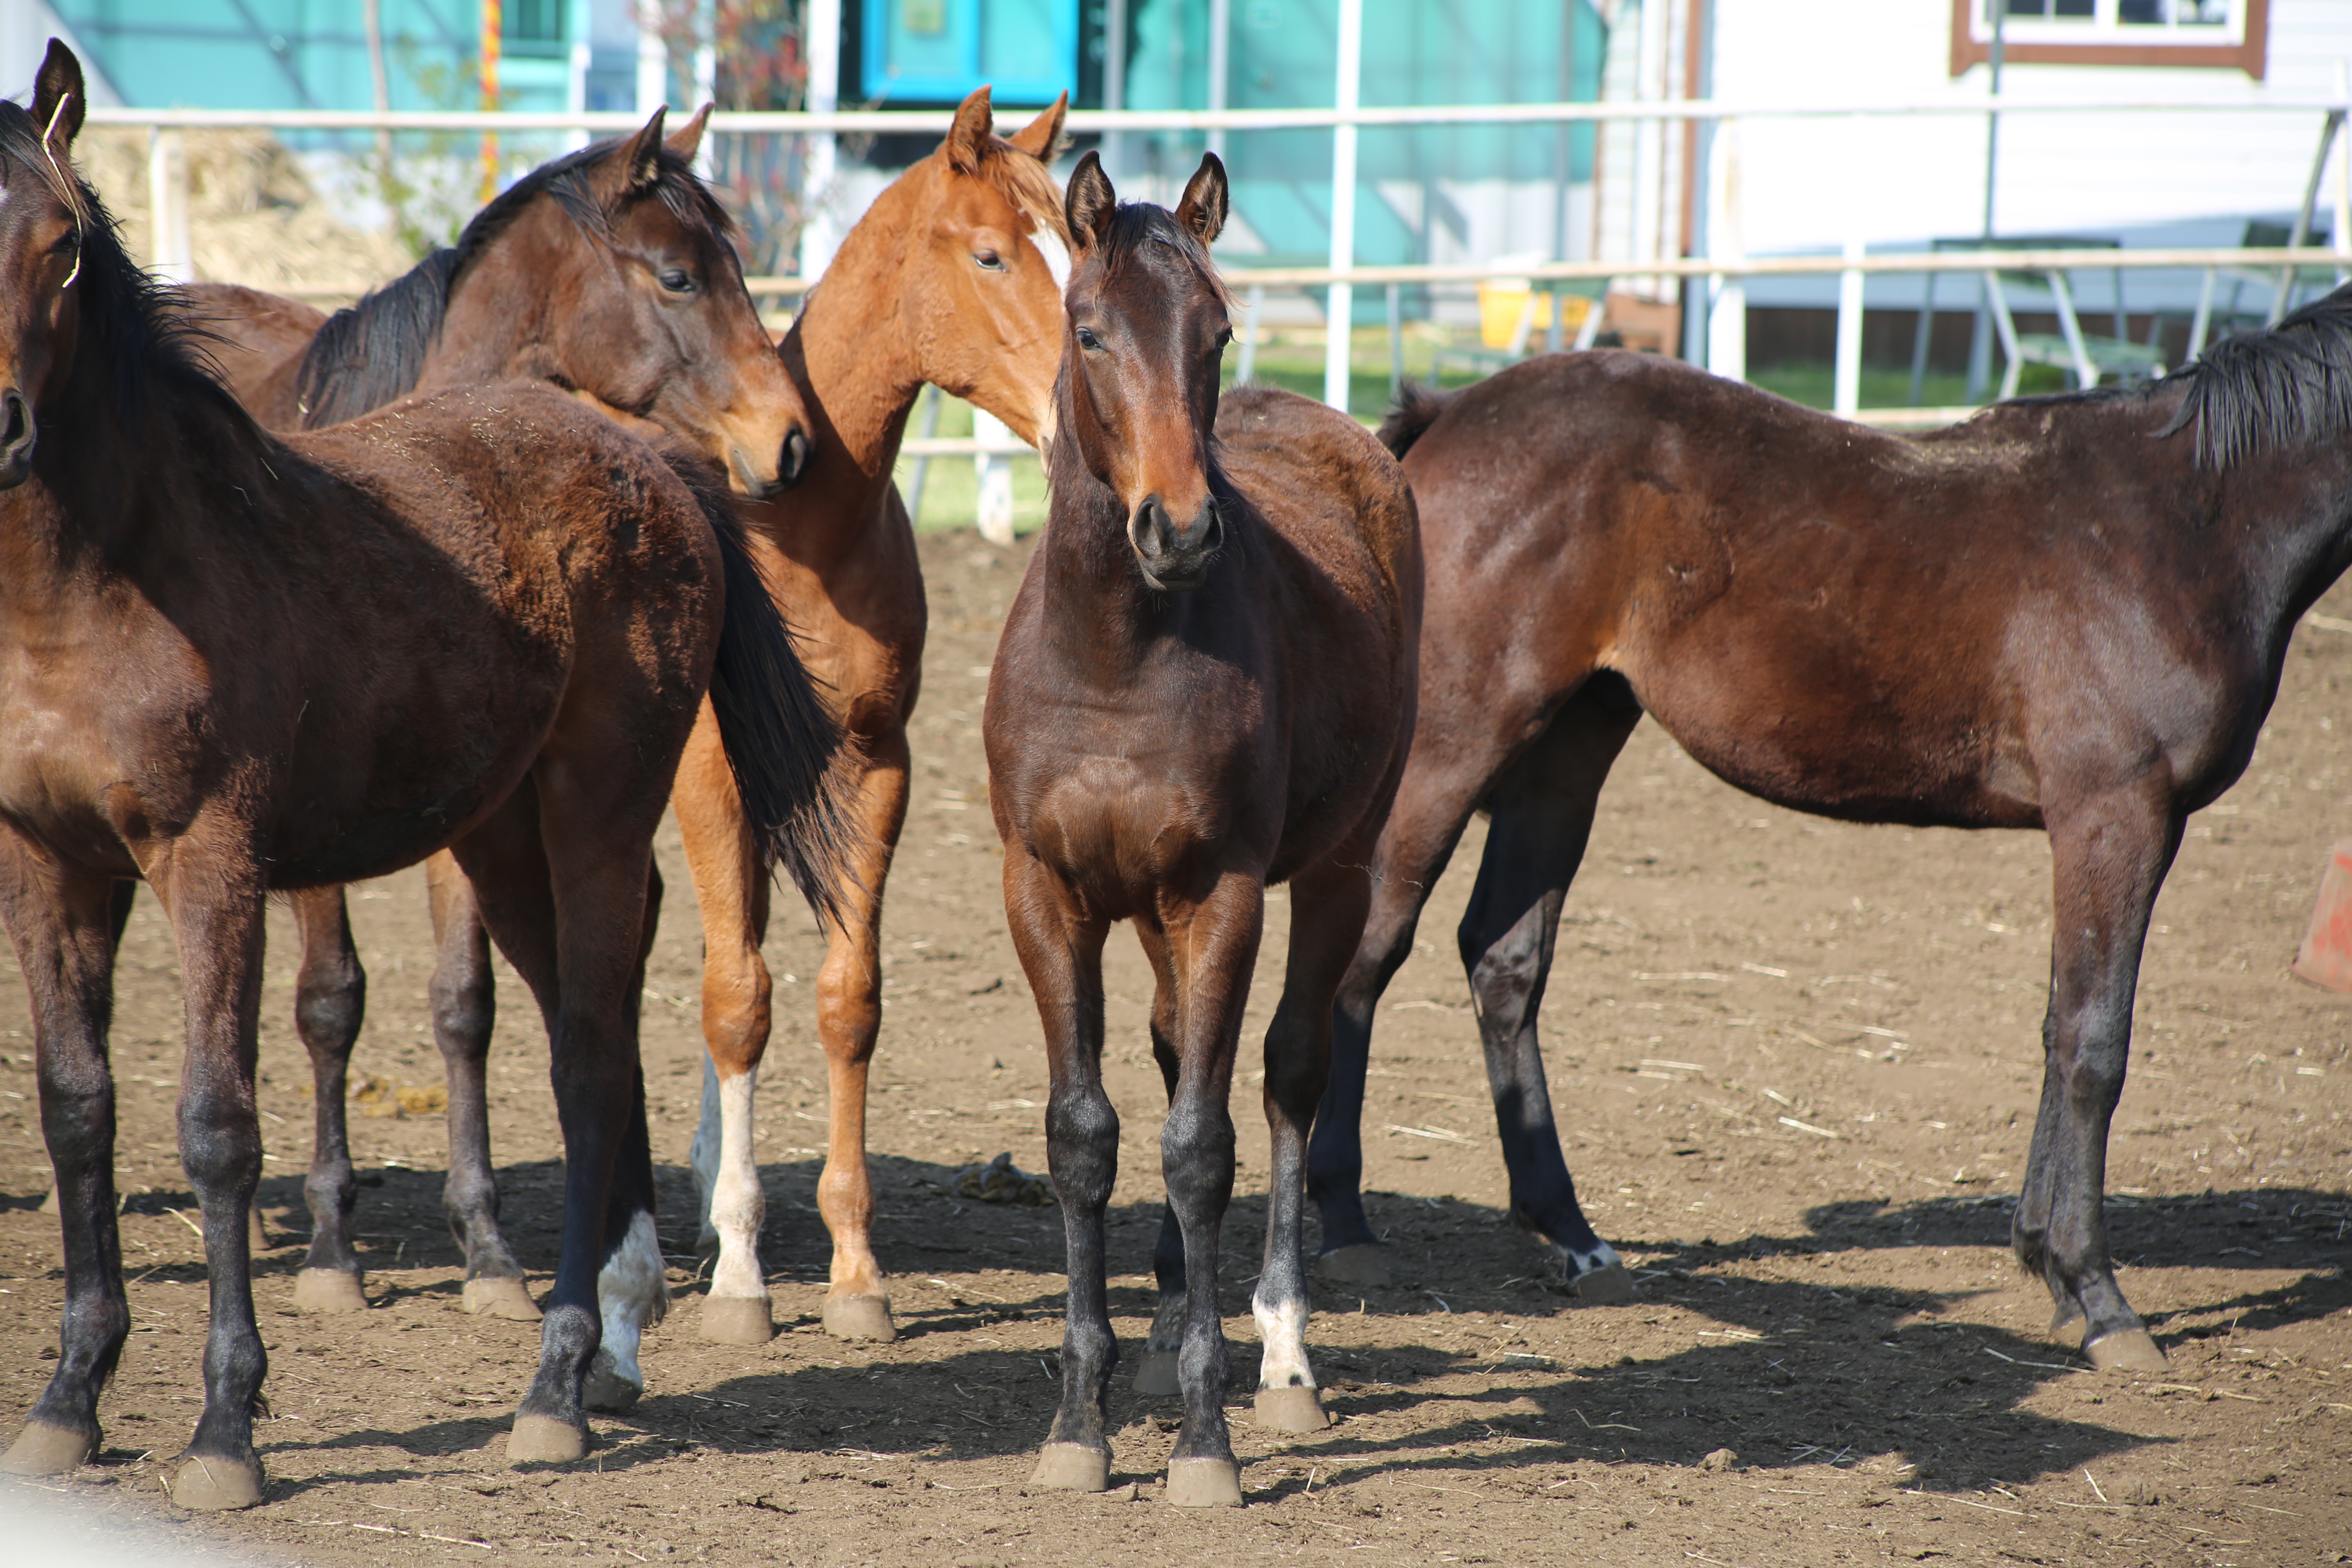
xmin=1992 ymin=0 xmax=2049 ymax=17
xmin=2118 ymin=0 xmax=2165 ymax=22
xmin=2179 ymin=0 xmax=2229 ymax=22
xmin=2053 ymin=0 xmax=2096 ymax=16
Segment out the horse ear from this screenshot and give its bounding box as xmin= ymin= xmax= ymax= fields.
xmin=1065 ymin=150 xmax=1116 ymax=258
xmin=1005 ymin=93 xmax=1068 ymax=161
xmin=666 ymin=102 xmax=713 ymax=162
xmin=31 ymin=38 xmax=85 ymax=157
xmin=945 ymin=85 xmax=993 ymax=176
xmin=618 ymin=106 xmax=668 ymax=193
xmin=1174 ymin=154 xmax=1227 ymax=248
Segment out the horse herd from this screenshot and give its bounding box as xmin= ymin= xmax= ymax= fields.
xmin=2 ymin=34 xmax=2347 ymax=1513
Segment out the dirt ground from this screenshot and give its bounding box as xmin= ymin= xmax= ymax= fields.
xmin=4 ymin=527 xmax=2351 ymax=1568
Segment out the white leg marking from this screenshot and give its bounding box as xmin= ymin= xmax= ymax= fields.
xmin=707 ymin=1068 xmax=767 ymax=1301
xmin=689 ymin=1054 xmax=722 ymax=1238
xmin=1564 ymin=1239 xmax=1622 ymax=1280
xmin=1252 ymin=1291 xmax=1316 ymax=1392
xmin=592 ymin=1210 xmax=668 ymax=1401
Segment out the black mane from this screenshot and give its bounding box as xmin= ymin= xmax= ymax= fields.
xmin=2164 ymin=282 xmax=2352 ymax=470
xmin=0 ymin=100 xmax=248 ymax=435
xmin=291 ymin=136 xmax=733 ymax=429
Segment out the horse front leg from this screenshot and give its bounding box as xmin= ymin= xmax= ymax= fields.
xmin=1131 ymin=918 xmax=1186 ymax=1397
xmin=1160 ymin=873 xmax=1264 ymax=1508
xmin=2016 ymin=786 xmax=2182 ymax=1371
xmin=426 ymin=851 xmax=537 ymax=1321
xmin=675 ymin=706 xmax=780 ymax=1345
xmin=811 ymin=726 xmax=909 ymax=1342
xmin=1253 ymin=852 xmax=1373 ymax=1435
xmin=287 ymin=886 xmax=368 ymax=1313
xmin=0 ymin=845 xmax=128 ymax=1479
xmin=1003 ymin=846 xmax=1120 ymax=1493
xmin=584 ymin=863 xmax=669 ymax=1413
xmin=150 ymin=840 xmax=272 ymax=1509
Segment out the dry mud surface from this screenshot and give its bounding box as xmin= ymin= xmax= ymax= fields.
xmin=4 ymin=529 xmax=2351 ymax=1567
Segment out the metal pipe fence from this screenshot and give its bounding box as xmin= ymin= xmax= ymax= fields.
xmin=96 ymin=88 xmax=2352 ymax=450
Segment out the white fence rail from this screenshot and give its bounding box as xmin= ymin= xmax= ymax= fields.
xmin=98 ymin=84 xmax=2352 ymax=437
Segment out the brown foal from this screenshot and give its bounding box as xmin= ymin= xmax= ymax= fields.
xmin=985 ymin=153 xmax=1420 ymax=1504
xmin=0 ymin=43 xmax=844 ymax=1506
xmin=680 ymin=87 xmax=1071 ymax=1345
xmin=1312 ymin=316 xmax=2352 ymax=1373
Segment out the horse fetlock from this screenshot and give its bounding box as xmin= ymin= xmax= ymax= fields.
xmin=1250 ymin=1292 xmax=1316 ymax=1393
xmin=583 ymin=1344 xmax=643 ymax=1412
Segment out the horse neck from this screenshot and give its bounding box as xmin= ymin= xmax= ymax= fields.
xmin=420 ymin=211 xmax=566 ymax=388
xmin=788 ymin=196 xmax=928 ymax=489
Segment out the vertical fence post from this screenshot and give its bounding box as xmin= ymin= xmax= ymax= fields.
xmin=802 ymin=0 xmax=842 ymax=284
xmin=1236 ymin=284 xmax=1265 ymax=385
xmin=1386 ymin=283 xmax=1403 ymax=396
xmin=146 ymin=128 xmax=193 ymax=285
xmin=1206 ymin=0 xmax=1231 ymax=163
xmin=1322 ymin=0 xmax=1363 ymax=412
xmin=974 ymin=408 xmax=1016 ymax=547
xmin=1704 ymin=116 xmax=1744 ymax=382
xmin=1833 ymin=233 xmax=1864 ymax=417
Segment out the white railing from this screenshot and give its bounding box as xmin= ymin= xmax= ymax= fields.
xmin=98 ymin=81 xmax=2351 ymax=435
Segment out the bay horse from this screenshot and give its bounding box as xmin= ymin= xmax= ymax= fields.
xmin=0 ymin=42 xmax=844 ymax=1505
xmin=1308 ymin=301 xmax=2352 ymax=1372
xmin=681 ymin=85 xmax=1072 ymax=1346
xmin=985 ymin=153 xmax=1420 ymax=1504
xmin=180 ymin=108 xmax=820 ymax=1332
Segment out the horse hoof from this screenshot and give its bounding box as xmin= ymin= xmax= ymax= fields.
xmin=584 ymin=1354 xmax=643 ymax=1414
xmin=1132 ymin=1350 xmax=1181 ymax=1397
xmin=169 ymin=1454 xmax=265 ymax=1510
xmin=292 ymin=1268 xmax=368 ymax=1313
xmin=508 ymin=1414 xmax=588 ymax=1465
xmin=2085 ymin=1327 xmax=2167 ymax=1372
xmin=1165 ymin=1457 xmax=1243 ymax=1508
xmin=1253 ymin=1385 xmax=1330 ymax=1432
xmin=699 ymin=1293 xmax=775 ymax=1345
xmin=0 ymin=1420 xmax=93 ymax=1475
xmin=1315 ymin=1245 xmax=1391 ymax=1287
xmin=1571 ymin=1263 xmax=1637 ymax=1304
xmin=822 ymin=1293 xmax=897 ymax=1343
xmin=1030 ymin=1443 xmax=1110 ymax=1492
xmin=460 ymin=1276 xmax=542 ymax=1321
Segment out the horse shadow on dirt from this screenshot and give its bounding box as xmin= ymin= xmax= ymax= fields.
xmin=212 ymin=1144 xmax=2350 ymax=1501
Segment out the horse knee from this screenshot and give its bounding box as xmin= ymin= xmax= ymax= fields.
xmin=428 ymin=960 xmax=493 ymax=1058
xmin=701 ymin=958 xmax=772 ymax=1070
xmin=294 ymin=958 xmax=364 ymax=1058
xmin=1161 ymin=1106 xmax=1236 ymax=1216
xmin=1045 ymin=1089 xmax=1120 ymax=1208
xmin=815 ymin=957 xmax=880 ymax=1062
xmin=176 ymin=1091 xmax=259 ymax=1197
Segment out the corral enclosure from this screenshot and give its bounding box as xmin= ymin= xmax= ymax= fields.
xmin=3 ymin=528 xmax=2349 ymax=1566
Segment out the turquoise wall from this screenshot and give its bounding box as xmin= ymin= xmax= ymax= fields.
xmin=52 ymin=1 xmax=578 ymax=112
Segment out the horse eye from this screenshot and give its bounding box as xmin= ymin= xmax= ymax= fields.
xmin=659 ymin=268 xmax=695 ymax=294
xmin=1075 ymin=326 xmax=1102 ymax=352
xmin=974 ymin=250 xmax=1005 ymax=272
xmin=1212 ymin=325 xmax=1233 ymax=353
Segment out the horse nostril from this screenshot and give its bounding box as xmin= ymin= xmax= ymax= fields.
xmin=779 ymin=427 xmax=811 ymax=489
xmin=0 ymin=391 xmax=27 ymax=450
xmin=1199 ymin=498 xmax=1224 ymax=552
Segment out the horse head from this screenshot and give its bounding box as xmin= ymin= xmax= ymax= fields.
xmin=0 ymin=40 xmax=88 ymax=489
xmin=1059 ymin=151 xmax=1232 ymax=592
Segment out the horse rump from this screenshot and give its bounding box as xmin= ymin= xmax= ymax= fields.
xmin=658 ymin=447 xmax=861 ymax=926
xmin=1377 ymin=381 xmax=1456 ymax=459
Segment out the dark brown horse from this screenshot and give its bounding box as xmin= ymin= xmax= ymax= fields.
xmin=1307 ymin=300 xmax=2352 ymax=1373
xmin=181 ymin=111 xmax=818 ymax=1335
xmin=0 ymin=43 xmax=843 ymax=1505
xmin=984 ymin=153 xmax=1420 ymax=1504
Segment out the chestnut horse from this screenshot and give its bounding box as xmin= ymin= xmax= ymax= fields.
xmin=681 ymin=86 xmax=1072 ymax=1345
xmin=183 ymin=109 xmax=820 ymax=1330
xmin=0 ymin=44 xmax=844 ymax=1506
xmin=1309 ymin=300 xmax=2352 ymax=1372
xmin=985 ymin=154 xmax=1420 ymax=1505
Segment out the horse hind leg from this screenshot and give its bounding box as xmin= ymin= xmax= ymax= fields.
xmin=1252 ymin=852 xmax=1374 ymax=1435
xmin=427 ymin=852 xmax=539 ymax=1322
xmin=2016 ymin=787 xmax=2181 ymax=1372
xmin=585 ymin=866 xmax=670 ymax=1412
xmin=1 ymin=854 xmax=129 ymax=1479
xmin=286 ymin=887 xmax=368 ymax=1313
xmin=1457 ymin=688 xmax=1639 ymax=1299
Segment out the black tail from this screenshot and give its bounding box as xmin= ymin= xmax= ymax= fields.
xmin=1377 ymin=381 xmax=1454 ymax=459
xmin=662 ymin=450 xmax=860 ymax=928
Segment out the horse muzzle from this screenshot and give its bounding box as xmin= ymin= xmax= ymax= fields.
xmin=729 ymin=423 xmax=812 ymax=502
xmin=1128 ymin=492 xmax=1223 ymax=592
xmin=0 ymin=388 xmax=34 ymax=490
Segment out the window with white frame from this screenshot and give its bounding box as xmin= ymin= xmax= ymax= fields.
xmin=1951 ymin=0 xmax=2266 ymax=76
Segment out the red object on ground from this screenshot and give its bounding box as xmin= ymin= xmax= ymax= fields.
xmin=2290 ymin=839 xmax=2352 ymax=992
